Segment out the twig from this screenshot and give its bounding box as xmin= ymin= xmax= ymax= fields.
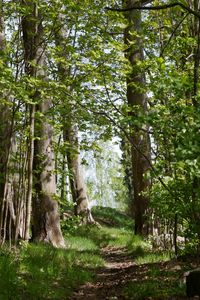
xmin=105 ymin=3 xmax=200 ymax=19
xmin=74 ymin=95 xmax=173 ymax=195
xmin=160 ymin=12 xmax=189 ymax=57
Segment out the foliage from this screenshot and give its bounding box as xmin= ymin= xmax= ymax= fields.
xmin=83 ymin=140 xmax=129 ymax=210
xmin=61 ymin=214 xmax=82 ymax=234
xmin=1 ymin=0 xmax=200 ymax=260
xmin=120 ymin=0 xmax=200 ymax=246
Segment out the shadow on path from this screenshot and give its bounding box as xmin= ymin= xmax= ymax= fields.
xmin=70 ymin=246 xmax=191 ymax=300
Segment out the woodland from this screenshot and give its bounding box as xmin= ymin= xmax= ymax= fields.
xmin=1 ymin=0 xmax=200 ymax=299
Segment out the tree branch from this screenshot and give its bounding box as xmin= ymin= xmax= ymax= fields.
xmin=160 ymin=12 xmax=189 ymax=56
xmin=106 ymin=2 xmax=200 ymax=19
xmin=74 ymin=95 xmax=173 ymax=195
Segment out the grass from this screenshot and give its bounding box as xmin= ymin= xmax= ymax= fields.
xmin=123 ymin=279 xmax=185 ymax=299
xmin=134 ymin=250 xmax=172 ymax=264
xmin=0 ymin=243 xmax=96 ymax=300
xmin=92 ymin=206 xmax=134 ymax=229
xmin=122 ymin=261 xmax=187 ymax=299
xmin=0 ymin=248 xmax=22 ymax=299
xmin=0 ymin=206 xmax=135 ymax=299
xmin=0 ymin=206 xmax=189 ymax=299
xmin=67 ymin=235 xmax=99 ymax=252
xmin=0 ymin=235 xmax=104 ymax=300
xmin=70 ymin=225 xmax=139 ymax=250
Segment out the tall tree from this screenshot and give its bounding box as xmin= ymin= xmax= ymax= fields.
xmin=21 ymin=0 xmax=65 ymax=247
xmin=124 ymin=0 xmax=151 ymax=235
xmin=54 ymin=9 xmax=95 ymax=223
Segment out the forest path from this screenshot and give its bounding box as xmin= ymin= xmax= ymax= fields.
xmin=71 ymin=245 xmax=135 ymax=300
xmin=71 ymin=245 xmax=189 ymax=300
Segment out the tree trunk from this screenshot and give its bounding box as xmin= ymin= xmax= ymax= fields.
xmin=63 ymin=125 xmax=95 ymax=224
xmin=21 ymin=0 xmax=65 ymax=247
xmin=124 ymin=0 xmax=151 ymax=236
xmin=54 ymin=13 xmax=95 ymax=224
xmin=0 ymin=0 xmax=9 ymax=207
xmin=21 ymin=0 xmax=37 ymax=241
xmin=0 ymin=0 xmax=17 ymax=245
xmin=33 ymin=99 xmax=65 ymax=247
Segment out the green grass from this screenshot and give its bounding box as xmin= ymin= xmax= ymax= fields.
xmin=134 ymin=250 xmax=172 ymax=264
xmin=0 ymin=206 xmax=189 ymax=299
xmin=123 ymin=279 xmax=185 ymax=299
xmin=0 ymin=237 xmax=104 ymax=300
xmin=71 ymin=225 xmax=138 ymax=249
xmin=0 ymin=205 xmax=135 ymax=299
xmin=0 ymin=247 xmax=22 ymax=299
xmin=92 ymin=206 xmax=134 ymax=229
xmin=67 ymin=235 xmax=99 ymax=252
xmin=122 ymin=262 xmax=186 ymax=299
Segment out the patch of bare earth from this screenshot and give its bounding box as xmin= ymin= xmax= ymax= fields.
xmin=70 ymin=246 xmax=196 ymax=300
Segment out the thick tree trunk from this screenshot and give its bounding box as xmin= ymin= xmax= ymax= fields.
xmin=124 ymin=0 xmax=151 ymax=235
xmin=33 ymin=99 xmax=65 ymax=247
xmin=21 ymin=0 xmax=65 ymax=247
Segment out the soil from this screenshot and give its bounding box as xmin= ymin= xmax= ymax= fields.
xmin=70 ymin=246 xmax=194 ymax=300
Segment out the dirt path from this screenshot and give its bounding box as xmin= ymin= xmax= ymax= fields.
xmin=71 ymin=246 xmax=135 ymax=300
xmin=71 ymin=246 xmax=192 ymax=300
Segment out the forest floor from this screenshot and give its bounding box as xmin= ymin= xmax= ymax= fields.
xmin=0 ymin=206 xmax=197 ymax=299
xmin=72 ymin=245 xmax=135 ymax=300
xmin=68 ymin=207 xmax=200 ymax=300
xmin=71 ymin=244 xmax=192 ymax=300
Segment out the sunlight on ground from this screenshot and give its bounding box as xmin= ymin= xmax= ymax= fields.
xmin=0 ymin=207 xmax=189 ymax=299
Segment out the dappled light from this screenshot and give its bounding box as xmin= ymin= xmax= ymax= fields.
xmin=0 ymin=0 xmax=200 ymax=299
xmin=0 ymin=207 xmax=197 ymax=299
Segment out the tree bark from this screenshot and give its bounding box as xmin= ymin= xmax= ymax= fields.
xmin=21 ymin=0 xmax=65 ymax=247
xmin=33 ymin=99 xmax=65 ymax=247
xmin=124 ymin=0 xmax=151 ymax=235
